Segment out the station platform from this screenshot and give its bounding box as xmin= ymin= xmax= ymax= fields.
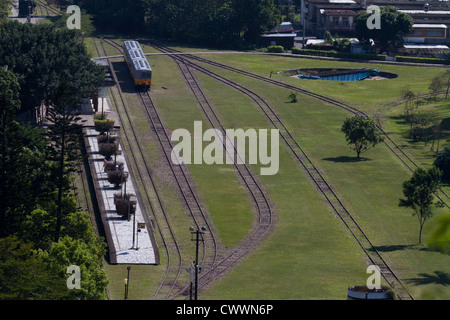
xmin=79 ymin=97 xmax=120 ymax=130
xmin=84 ymin=127 xmax=159 ymax=265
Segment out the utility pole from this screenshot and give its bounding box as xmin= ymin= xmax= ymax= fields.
xmin=124 ymin=266 xmax=131 ymax=300
xmin=190 ymin=226 xmax=206 ymax=300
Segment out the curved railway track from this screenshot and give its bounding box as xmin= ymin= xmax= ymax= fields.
xmin=149 ymin=43 xmax=415 ymax=300
xmin=93 ymin=38 xmax=185 ymax=300
xmin=154 ymin=47 xmax=450 ymax=208
xmin=167 ymin=53 xmax=275 ymax=298
xmin=101 ymin=38 xmax=220 ymax=299
xmin=104 ymin=39 xmax=276 ymax=298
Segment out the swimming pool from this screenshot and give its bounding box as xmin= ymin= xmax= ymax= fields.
xmin=298 ymin=68 xmax=380 ymax=81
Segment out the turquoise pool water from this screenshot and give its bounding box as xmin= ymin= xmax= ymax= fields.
xmin=298 ymin=68 xmax=380 ymax=81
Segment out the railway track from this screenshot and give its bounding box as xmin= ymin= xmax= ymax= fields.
xmin=137 ymin=90 xmax=219 ymax=292
xmin=93 ymin=38 xmax=185 ymax=300
xmin=148 ymin=45 xmax=450 ymax=208
xmin=168 ymin=54 xmax=275 ymax=297
xmin=150 ymin=44 xmax=415 ymax=300
xmin=101 ymin=38 xmax=220 ymax=299
xmin=33 ymin=0 xmax=59 ymax=16
xmin=106 ymin=39 xmax=277 ymax=298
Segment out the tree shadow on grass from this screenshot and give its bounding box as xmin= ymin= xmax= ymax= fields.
xmin=369 ymin=244 xmax=417 ymax=252
xmin=322 ymin=156 xmax=371 ymax=163
xmin=406 ymin=271 xmax=450 ymax=287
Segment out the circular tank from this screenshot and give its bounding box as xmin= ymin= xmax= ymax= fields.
xmin=347 ymin=286 xmax=394 ymax=300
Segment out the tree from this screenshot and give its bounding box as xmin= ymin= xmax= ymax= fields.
xmin=354 ymin=6 xmax=413 ymax=52
xmin=401 ymin=87 xmax=417 ymax=133
xmin=232 ymin=0 xmax=280 ymax=44
xmin=0 ymin=236 xmax=68 ymax=299
xmin=0 ymin=21 xmax=104 ymax=120
xmin=0 ymin=67 xmax=21 ymax=235
xmin=399 ymin=167 xmax=443 ymax=244
xmin=414 ymin=111 xmax=437 ymax=146
xmin=428 ymin=213 xmax=450 ymax=254
xmin=46 ymin=81 xmax=86 ymax=243
xmin=434 ymin=146 xmax=450 ymax=181
xmin=440 ymin=69 xmax=450 ymax=99
xmin=37 ymin=236 xmax=108 ymax=300
xmin=429 ymin=76 xmax=443 ymax=102
xmin=341 ymin=115 xmax=384 ymax=159
xmin=0 ymin=68 xmax=50 ymax=237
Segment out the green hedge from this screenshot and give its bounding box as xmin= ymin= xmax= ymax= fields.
xmin=395 ymin=56 xmax=450 ymax=65
xmin=267 ymin=45 xmax=284 ymax=53
xmin=290 ymin=48 xmax=450 ymax=65
xmin=291 ymin=48 xmax=387 ymax=61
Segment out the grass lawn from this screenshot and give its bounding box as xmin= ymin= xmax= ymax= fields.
xmin=194 ymin=72 xmax=369 ymax=299
xmin=87 ymin=38 xmax=450 ymax=300
xmin=188 ymin=53 xmax=450 ymax=299
xmin=198 ymin=52 xmax=444 ymax=112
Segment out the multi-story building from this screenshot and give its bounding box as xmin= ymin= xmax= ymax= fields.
xmin=301 ymin=0 xmax=450 ymax=44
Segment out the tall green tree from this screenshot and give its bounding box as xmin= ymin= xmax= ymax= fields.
xmin=341 ymin=115 xmax=384 ymax=159
xmin=0 ymin=21 xmax=104 ymax=120
xmin=232 ymin=0 xmax=280 ymax=44
xmin=46 ymin=81 xmax=86 ymax=242
xmin=0 ymin=67 xmax=24 ymax=236
xmin=399 ymin=167 xmax=443 ymax=244
xmin=38 ymin=235 xmax=108 ymax=300
xmin=0 ymin=236 xmax=68 ymax=299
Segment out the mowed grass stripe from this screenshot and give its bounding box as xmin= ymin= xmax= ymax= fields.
xmin=193 ymin=72 xmax=370 ymax=299
xmin=194 ymin=55 xmax=450 ymax=299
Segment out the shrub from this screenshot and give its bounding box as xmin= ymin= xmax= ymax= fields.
xmin=267 ymin=45 xmax=284 ymax=53
xmin=94 ymin=113 xmax=107 ymax=120
xmin=333 ymin=38 xmax=351 ymax=52
xmin=94 ymin=118 xmax=115 ymax=134
xmin=98 ymin=142 xmax=118 ymax=160
xmin=434 ymin=147 xmax=450 ymax=181
xmin=395 ymin=56 xmax=450 ymax=65
xmin=289 ymin=91 xmax=298 ymax=103
xmin=107 ymin=169 xmax=128 ymax=188
xmin=104 ymin=161 xmax=124 ymax=173
xmin=291 ymin=48 xmax=386 ymax=61
xmin=113 ymin=193 xmax=136 ymax=218
xmin=97 ymin=134 xmax=118 ymax=144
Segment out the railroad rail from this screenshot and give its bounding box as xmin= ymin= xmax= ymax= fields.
xmin=106 ymin=38 xmax=276 ymax=298
xmin=150 ymin=46 xmax=450 ymax=209
xmin=168 ymin=54 xmax=275 ymax=298
xmin=150 ymin=44 xmax=415 ymax=300
xmin=101 ymin=38 xmax=220 ymax=299
xmin=94 ymin=38 xmax=184 ymax=300
xmin=137 ymin=90 xmax=219 ymax=282
xmin=34 ymin=0 xmax=60 ymax=16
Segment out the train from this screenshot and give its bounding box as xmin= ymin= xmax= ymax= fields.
xmin=123 ymin=40 xmax=152 ymax=90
